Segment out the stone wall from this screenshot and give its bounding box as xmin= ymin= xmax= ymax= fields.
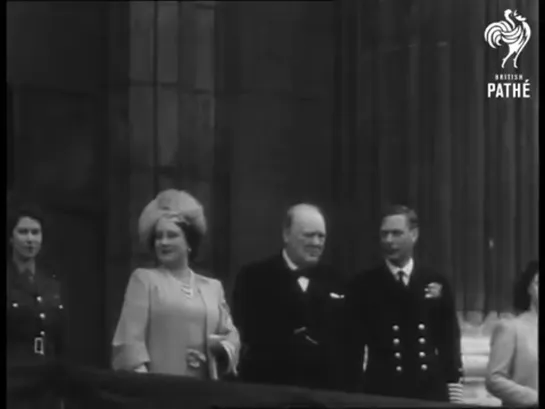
xmin=218 ymin=1 xmax=338 ymax=289
xmin=8 ymin=5 xmax=525 ymax=389
xmin=7 ymin=1 xmax=110 ymax=366
xmin=103 ymin=0 xmax=223 ymax=350
xmin=7 ymin=1 xmax=339 ymax=366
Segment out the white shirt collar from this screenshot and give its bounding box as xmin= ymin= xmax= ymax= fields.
xmin=282 ymin=250 xmax=310 ymax=292
xmin=13 ymin=258 xmax=36 ymax=276
xmin=385 ymin=258 xmax=414 ymax=278
xmin=282 ymin=249 xmax=299 ymax=271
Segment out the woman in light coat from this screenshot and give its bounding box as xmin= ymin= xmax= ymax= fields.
xmin=485 ymin=260 xmax=538 ymax=407
xmin=112 ymin=189 xmax=240 ymax=379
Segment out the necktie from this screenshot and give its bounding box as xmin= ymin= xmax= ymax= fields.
xmin=397 ymin=270 xmax=406 ymax=286
xmin=21 ymin=268 xmax=35 ymax=284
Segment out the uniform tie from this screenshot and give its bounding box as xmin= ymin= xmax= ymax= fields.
xmin=20 ymin=268 xmax=35 ymax=284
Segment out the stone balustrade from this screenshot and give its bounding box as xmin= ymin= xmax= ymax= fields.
xmin=459 ymin=312 xmax=511 ymax=406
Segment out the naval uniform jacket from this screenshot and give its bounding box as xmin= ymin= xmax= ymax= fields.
xmin=232 ymin=254 xmax=346 ymax=390
xmin=343 ymin=262 xmax=463 ymax=401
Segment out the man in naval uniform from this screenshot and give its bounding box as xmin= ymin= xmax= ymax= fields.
xmin=343 ymin=205 xmax=464 ymax=402
xmin=232 ymin=203 xmax=346 ymax=390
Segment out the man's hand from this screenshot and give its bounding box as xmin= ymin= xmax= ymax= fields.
xmin=447 ymin=382 xmax=465 ymax=403
xmin=293 ymin=327 xmax=320 ymax=346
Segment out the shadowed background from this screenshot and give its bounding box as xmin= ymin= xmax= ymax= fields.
xmin=6 ymin=0 xmax=539 ymax=368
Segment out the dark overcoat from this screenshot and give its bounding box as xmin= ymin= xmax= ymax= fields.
xmin=232 ymin=253 xmax=346 ymax=390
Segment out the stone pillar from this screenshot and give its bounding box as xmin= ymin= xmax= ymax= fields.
xmin=217 ymin=1 xmax=337 ymax=287
xmin=104 ymin=1 xmax=221 ymax=350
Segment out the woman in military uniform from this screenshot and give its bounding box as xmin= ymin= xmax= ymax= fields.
xmin=6 ymin=202 xmax=65 ymax=408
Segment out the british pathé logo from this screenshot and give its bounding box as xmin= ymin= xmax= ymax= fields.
xmin=484 ymin=9 xmax=532 ymax=99
xmin=484 ymin=9 xmax=531 ymax=69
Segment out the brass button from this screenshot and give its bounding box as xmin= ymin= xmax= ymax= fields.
xmin=419 ymin=337 xmax=426 ymax=344
xmin=40 ymin=330 xmax=45 ymax=336
xmin=59 ymin=304 xmax=64 ymax=310
xmin=419 ymin=351 xmax=426 ymax=358
xmin=39 ymin=313 xmax=46 ymax=319
xmin=36 ymin=296 xmax=43 ymax=302
xmin=418 ymin=323 xmax=425 ymax=330
xmin=12 ymin=302 xmax=18 ymax=308
xmin=421 ymin=364 xmax=428 ymax=371
xmin=393 ymin=338 xmax=400 ymax=345
xmin=392 ymin=325 xmax=400 ymax=331
xmin=395 ymin=352 xmax=402 ymax=359
xmin=396 ymin=366 xmax=403 ymax=372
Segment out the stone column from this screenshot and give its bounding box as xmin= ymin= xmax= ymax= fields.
xmin=104 ymin=1 xmax=221 ymax=350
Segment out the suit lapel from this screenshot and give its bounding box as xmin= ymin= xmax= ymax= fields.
xmin=274 ymin=253 xmax=306 ymax=296
xmin=382 ymin=260 xmax=423 ymax=293
xmin=196 ymin=276 xmax=221 ymax=379
xmin=407 ymin=263 xmax=427 ymax=296
xmin=380 ymin=262 xmax=405 ymax=291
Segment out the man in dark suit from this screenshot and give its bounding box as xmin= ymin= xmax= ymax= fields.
xmin=343 ymin=205 xmax=464 ymax=402
xmin=232 ymin=203 xmax=346 ymax=390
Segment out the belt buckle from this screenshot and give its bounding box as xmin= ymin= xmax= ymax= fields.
xmin=34 ymin=336 xmax=45 ymax=355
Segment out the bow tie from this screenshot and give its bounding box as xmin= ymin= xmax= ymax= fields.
xmin=295 ymin=269 xmax=311 ymax=279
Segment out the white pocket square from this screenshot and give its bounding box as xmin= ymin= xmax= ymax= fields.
xmin=329 ymin=292 xmax=345 ymax=299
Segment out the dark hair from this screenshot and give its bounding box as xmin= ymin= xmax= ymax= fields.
xmin=148 ymin=220 xmax=203 ymax=263
xmin=380 ymin=204 xmax=419 ymax=230
xmin=7 ymin=202 xmax=46 ymax=242
xmin=282 ymin=203 xmax=325 ymax=232
xmin=513 ymin=260 xmax=539 ymax=314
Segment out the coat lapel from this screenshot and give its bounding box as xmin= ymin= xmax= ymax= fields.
xmin=407 ymin=263 xmax=429 ymax=298
xmin=195 ymin=275 xmax=219 ymax=379
xmin=273 ymin=253 xmax=307 ymax=299
xmin=196 ymin=275 xmax=216 ymax=336
xmin=380 ymin=262 xmax=405 ymax=291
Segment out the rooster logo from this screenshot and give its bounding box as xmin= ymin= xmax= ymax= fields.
xmin=484 ymin=9 xmax=531 ymax=69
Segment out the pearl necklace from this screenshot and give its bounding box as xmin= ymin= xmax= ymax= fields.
xmin=176 ymin=270 xmax=195 ymax=298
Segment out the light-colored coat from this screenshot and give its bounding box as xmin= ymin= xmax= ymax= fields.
xmin=112 ymin=268 xmax=240 ymax=379
xmin=485 ymin=311 xmax=538 ymax=407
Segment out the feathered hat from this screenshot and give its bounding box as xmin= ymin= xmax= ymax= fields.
xmin=138 ymin=189 xmax=207 ymax=248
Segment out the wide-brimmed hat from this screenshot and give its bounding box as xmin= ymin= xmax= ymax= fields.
xmin=138 ymin=189 xmax=207 ymax=248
